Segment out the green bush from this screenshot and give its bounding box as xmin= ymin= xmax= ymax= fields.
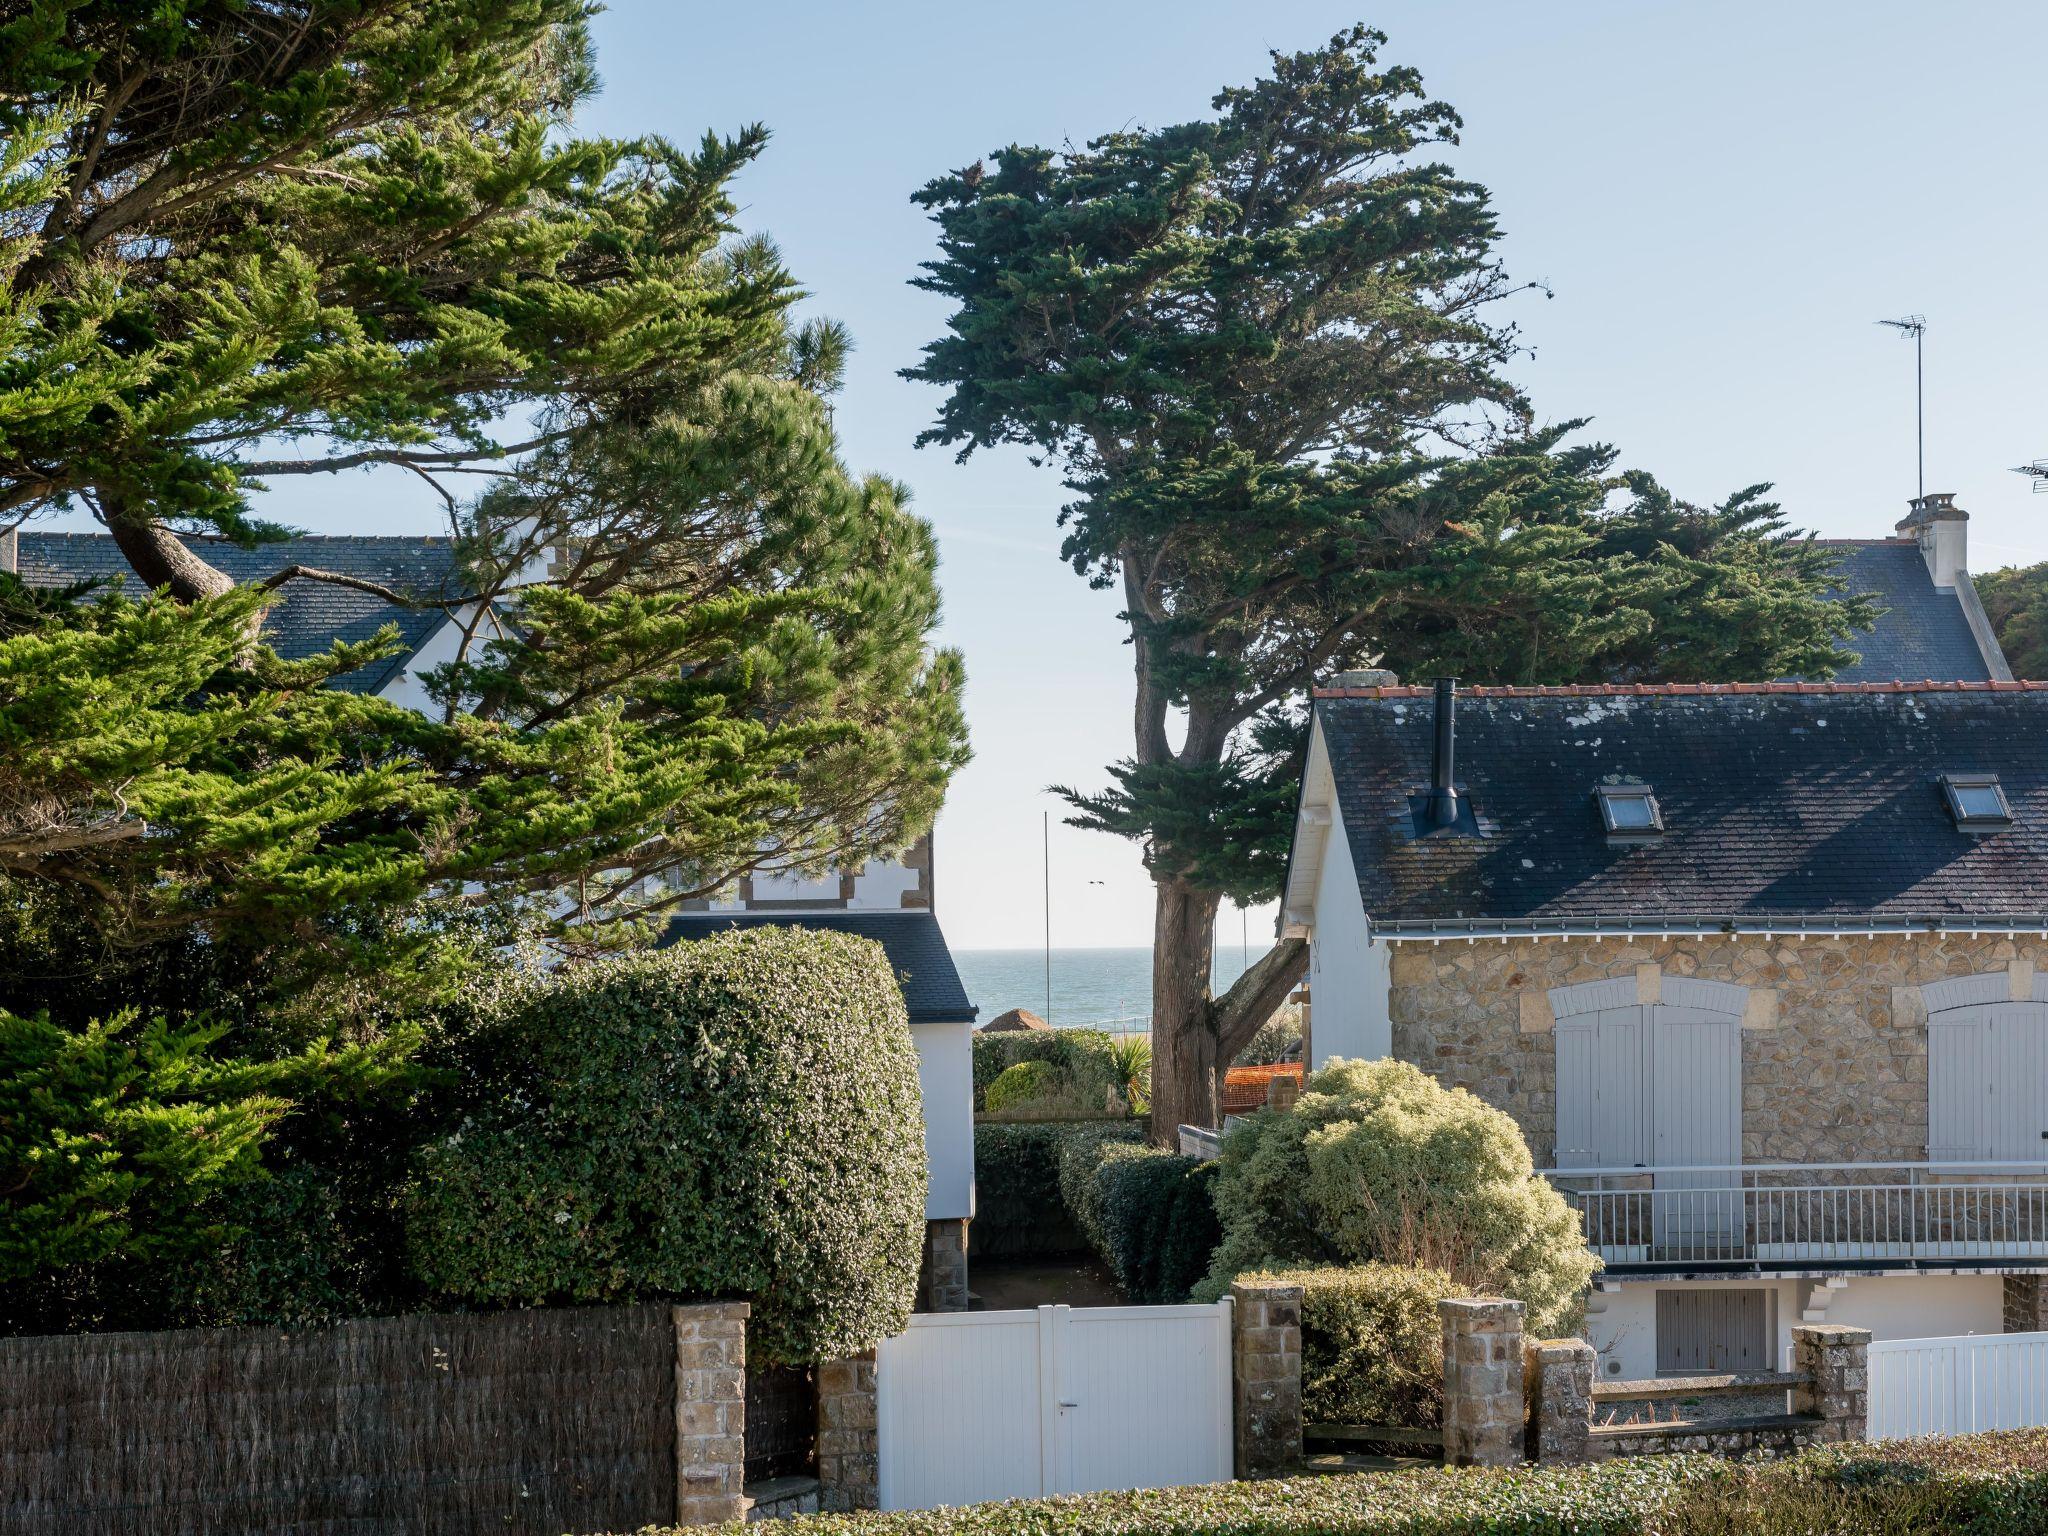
xmin=1253 ymin=1264 xmax=1461 ymax=1428
xmin=1196 ymin=1059 xmax=1596 ymax=1332
xmin=971 ymin=1121 xmax=1141 ymax=1258
xmin=633 ymin=1433 xmax=2048 ymax=1534
xmin=404 ymin=928 xmax=927 ymax=1364
xmin=972 ymin=1028 xmax=1123 ymax=1111
xmin=1058 ymin=1136 xmax=1221 ymax=1304
xmin=984 ymin=1060 xmax=1059 ymax=1113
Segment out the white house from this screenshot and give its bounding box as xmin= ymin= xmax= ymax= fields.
xmin=1277 ymin=497 xmax=2048 ymax=1378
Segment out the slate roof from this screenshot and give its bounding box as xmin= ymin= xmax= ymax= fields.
xmin=1821 ymin=540 xmax=1994 ymax=683
xmin=1315 ymin=681 xmax=2048 ymax=931
xmin=17 ymin=532 xmax=463 ymax=694
xmin=659 ymin=910 xmax=977 ymax=1023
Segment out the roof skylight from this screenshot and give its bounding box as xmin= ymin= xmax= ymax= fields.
xmin=1595 ymin=783 xmax=1663 ymax=843
xmin=1942 ymin=772 xmax=2013 ymax=833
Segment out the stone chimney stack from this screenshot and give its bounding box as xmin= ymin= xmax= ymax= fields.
xmin=1897 ymin=492 xmax=1969 ymax=589
xmin=0 ymin=527 xmax=14 ymax=575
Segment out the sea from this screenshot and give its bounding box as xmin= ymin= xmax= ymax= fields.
xmin=952 ymin=946 xmax=1259 ymax=1033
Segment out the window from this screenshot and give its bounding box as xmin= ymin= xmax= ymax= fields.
xmin=1942 ymin=772 xmax=2013 ymax=832
xmin=1595 ymin=783 xmax=1664 ymax=842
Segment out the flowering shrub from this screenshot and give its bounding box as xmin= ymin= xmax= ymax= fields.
xmin=1196 ymin=1058 xmax=1596 ymax=1332
xmin=403 ymin=928 xmax=926 ymax=1364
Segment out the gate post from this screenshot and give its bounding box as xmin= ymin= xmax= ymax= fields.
xmin=1792 ymin=1324 xmax=1870 ymax=1442
xmin=817 ymin=1351 xmax=880 ymax=1511
xmin=672 ymin=1302 xmax=750 ymax=1527
xmin=1440 ymin=1298 xmax=1526 ymax=1468
xmin=1523 ymin=1337 xmax=1595 ymax=1465
xmin=1230 ymin=1279 xmax=1304 ymax=1478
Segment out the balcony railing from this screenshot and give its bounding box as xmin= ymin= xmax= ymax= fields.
xmin=1541 ymin=1163 xmax=2048 ymax=1269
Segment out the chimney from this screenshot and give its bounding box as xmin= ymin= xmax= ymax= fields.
xmin=1897 ymin=492 xmax=1968 ymax=589
xmin=1330 ymin=667 xmax=1399 ymax=689
xmin=0 ymin=527 xmax=14 ymax=575
xmin=1429 ymin=676 xmax=1460 ymax=828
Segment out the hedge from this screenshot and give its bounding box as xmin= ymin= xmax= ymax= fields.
xmin=971 ymin=1121 xmax=1141 ymax=1258
xmin=1253 ymin=1264 xmax=1461 ymax=1428
xmin=1058 ymin=1136 xmax=1221 ymax=1304
xmin=404 ymin=928 xmax=927 ymax=1364
xmin=641 ymin=1432 xmax=2048 ymax=1535
xmin=972 ymin=1028 xmax=1121 ymax=1111
xmin=984 ymin=1060 xmax=1059 ymax=1114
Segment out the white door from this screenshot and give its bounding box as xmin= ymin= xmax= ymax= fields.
xmin=875 ymin=1303 xmax=1233 ymax=1511
xmin=1650 ymin=1006 xmax=1743 ymax=1249
xmin=1931 ymin=1002 xmax=2048 ymax=1161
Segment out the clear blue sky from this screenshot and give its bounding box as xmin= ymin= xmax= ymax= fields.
xmin=92 ymin=2 xmax=2048 ymax=950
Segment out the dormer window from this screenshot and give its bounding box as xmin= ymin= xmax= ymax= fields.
xmin=1942 ymin=772 xmax=2013 ymax=833
xmin=1595 ymin=783 xmax=1664 ymax=844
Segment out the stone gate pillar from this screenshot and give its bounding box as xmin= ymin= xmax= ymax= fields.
xmin=1440 ymin=1298 xmax=1525 ymax=1468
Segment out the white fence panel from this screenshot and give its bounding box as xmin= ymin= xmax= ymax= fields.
xmin=1869 ymin=1329 xmax=2048 ymax=1439
xmin=875 ymin=1301 xmax=1233 ymax=1512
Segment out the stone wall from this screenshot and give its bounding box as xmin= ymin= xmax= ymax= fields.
xmin=1389 ymin=932 xmax=2048 ymax=1166
xmin=1523 ymin=1338 xmax=1593 ymax=1465
xmin=2004 ymin=1274 xmax=2048 ymax=1333
xmin=919 ymin=1219 xmax=970 ymax=1313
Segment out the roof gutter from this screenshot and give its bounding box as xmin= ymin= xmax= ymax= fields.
xmin=1366 ymin=913 xmax=2048 ymax=942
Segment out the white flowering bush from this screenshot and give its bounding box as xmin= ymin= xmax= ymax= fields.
xmin=404 ymin=927 xmax=927 ymax=1363
xmin=1196 ymin=1058 xmax=1595 ymax=1333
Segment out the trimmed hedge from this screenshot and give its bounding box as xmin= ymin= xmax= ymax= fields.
xmin=972 ymin=1028 xmax=1121 ymax=1111
xmin=648 ymin=1432 xmax=2048 ymax=1535
xmin=1253 ymin=1264 xmax=1461 ymax=1428
xmin=971 ymin=1121 xmax=1142 ymax=1258
xmin=403 ymin=928 xmax=927 ymax=1364
xmin=984 ymin=1060 xmax=1059 ymax=1114
xmin=1058 ymin=1136 xmax=1221 ymax=1304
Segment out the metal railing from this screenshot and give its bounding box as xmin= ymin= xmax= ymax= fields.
xmin=1542 ymin=1162 xmax=2048 ymax=1268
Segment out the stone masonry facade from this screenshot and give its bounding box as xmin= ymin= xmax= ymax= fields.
xmin=1390 ymin=931 xmax=2048 ymax=1166
xmin=919 ymin=1218 xmax=969 ymax=1312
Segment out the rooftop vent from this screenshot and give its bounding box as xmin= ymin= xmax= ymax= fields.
xmin=1941 ymin=772 xmax=2013 ymax=833
xmin=1429 ymin=677 xmax=1460 ymax=828
xmin=1595 ymin=783 xmax=1664 ymax=844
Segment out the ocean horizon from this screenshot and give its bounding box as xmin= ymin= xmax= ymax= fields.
xmin=952 ymin=945 xmax=1262 ymax=1032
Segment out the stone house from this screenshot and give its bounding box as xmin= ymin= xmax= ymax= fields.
xmin=1277 ymin=502 xmax=2048 ymax=1383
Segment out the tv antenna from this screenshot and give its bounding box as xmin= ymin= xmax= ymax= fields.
xmin=2014 ymin=461 xmax=2048 ymax=494
xmin=1877 ymin=315 xmax=1927 ymax=500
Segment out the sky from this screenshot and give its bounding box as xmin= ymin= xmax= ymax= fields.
xmin=68 ymin=2 xmax=2048 ymax=951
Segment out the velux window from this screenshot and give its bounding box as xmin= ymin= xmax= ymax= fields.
xmin=1595 ymin=783 xmax=1664 ymax=843
xmin=1942 ymin=772 xmax=2013 ymax=833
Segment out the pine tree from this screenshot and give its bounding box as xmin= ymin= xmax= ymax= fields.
xmin=0 ymin=4 xmax=969 ymax=1000
xmin=908 ymin=27 xmax=1869 ymax=1135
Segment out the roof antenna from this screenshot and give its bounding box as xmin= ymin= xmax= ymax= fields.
xmin=2012 ymin=460 xmax=2048 ymax=494
xmin=1877 ymin=315 xmax=1927 ymax=501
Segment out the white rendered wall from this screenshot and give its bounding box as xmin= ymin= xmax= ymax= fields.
xmin=1586 ymin=1274 xmax=2004 ymax=1381
xmin=1307 ymin=800 xmax=1390 ymax=1067
xmin=912 ymin=1019 xmax=975 ymax=1221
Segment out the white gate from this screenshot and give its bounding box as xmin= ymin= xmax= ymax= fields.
xmin=1869 ymin=1329 xmax=2048 ymax=1439
xmin=874 ymin=1302 xmax=1233 ymax=1511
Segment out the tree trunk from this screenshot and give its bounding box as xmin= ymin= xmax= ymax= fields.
xmin=1148 ymin=875 xmax=1224 ymax=1144
xmin=102 ymin=502 xmax=235 ymax=603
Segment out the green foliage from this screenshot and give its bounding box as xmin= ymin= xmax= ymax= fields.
xmin=971 ymin=1028 xmax=1125 ymax=1112
xmin=984 ymin=1060 xmax=1059 ymax=1114
xmin=646 ymin=1434 xmax=2048 ymax=1534
xmin=1253 ymin=1264 xmax=1462 ymax=1428
xmin=1976 ymin=561 xmax=2048 ymax=680
xmin=908 ymin=25 xmax=1869 ymax=1126
xmin=0 ymin=5 xmax=969 ymax=1011
xmin=1103 ymin=1035 xmax=1152 ymax=1113
xmin=404 ymin=928 xmax=927 ymax=1364
xmin=970 ymin=1121 xmax=1142 ymax=1258
xmin=1235 ymin=1008 xmax=1303 ymax=1067
xmin=1199 ymin=1059 xmax=1596 ymax=1332
xmin=0 ymin=1007 xmax=408 ymax=1308
xmin=1057 ymin=1137 xmax=1221 ymax=1304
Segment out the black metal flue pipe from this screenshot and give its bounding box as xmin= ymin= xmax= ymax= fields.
xmin=1430 ymin=676 xmax=1460 ymax=827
